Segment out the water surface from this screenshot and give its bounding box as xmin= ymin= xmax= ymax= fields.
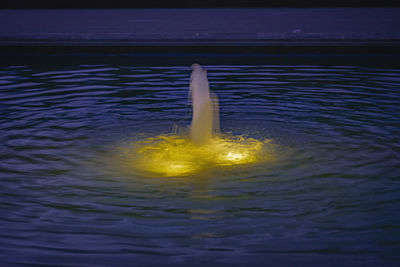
xmin=0 ymin=55 xmax=399 ymax=266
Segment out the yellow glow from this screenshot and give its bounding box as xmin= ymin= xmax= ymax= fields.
xmin=225 ymin=152 xmax=246 ymax=161
xmin=118 ymin=133 xmax=275 ymax=177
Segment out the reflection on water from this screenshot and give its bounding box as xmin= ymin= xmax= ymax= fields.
xmin=0 ymin=56 xmax=400 ymax=266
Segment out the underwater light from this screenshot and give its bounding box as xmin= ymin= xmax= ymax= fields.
xmin=225 ymin=152 xmax=247 ymax=161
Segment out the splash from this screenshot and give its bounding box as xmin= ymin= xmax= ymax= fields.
xmin=118 ymin=64 xmax=275 ymax=177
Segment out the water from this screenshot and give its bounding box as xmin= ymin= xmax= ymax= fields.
xmin=0 ymin=55 xmax=399 ymax=266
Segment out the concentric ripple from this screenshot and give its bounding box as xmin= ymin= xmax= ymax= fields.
xmin=0 ymin=57 xmax=399 ymax=266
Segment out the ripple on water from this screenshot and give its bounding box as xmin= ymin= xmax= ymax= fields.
xmin=0 ymin=59 xmax=399 ymax=265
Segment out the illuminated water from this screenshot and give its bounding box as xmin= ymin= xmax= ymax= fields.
xmin=120 ymin=63 xmax=273 ymax=177
xmin=0 ymin=55 xmax=399 ymax=266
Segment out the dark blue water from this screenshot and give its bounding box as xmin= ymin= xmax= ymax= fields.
xmin=0 ymin=56 xmax=399 ymax=266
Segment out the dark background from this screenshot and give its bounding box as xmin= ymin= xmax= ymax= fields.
xmin=1 ymin=0 xmax=399 ymax=9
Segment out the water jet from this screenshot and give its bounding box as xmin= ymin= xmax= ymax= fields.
xmin=189 ymin=63 xmax=219 ymax=145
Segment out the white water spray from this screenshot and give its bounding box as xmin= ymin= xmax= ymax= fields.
xmin=189 ymin=64 xmax=219 ymax=145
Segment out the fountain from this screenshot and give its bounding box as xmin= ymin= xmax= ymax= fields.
xmin=118 ymin=64 xmax=275 ymax=177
